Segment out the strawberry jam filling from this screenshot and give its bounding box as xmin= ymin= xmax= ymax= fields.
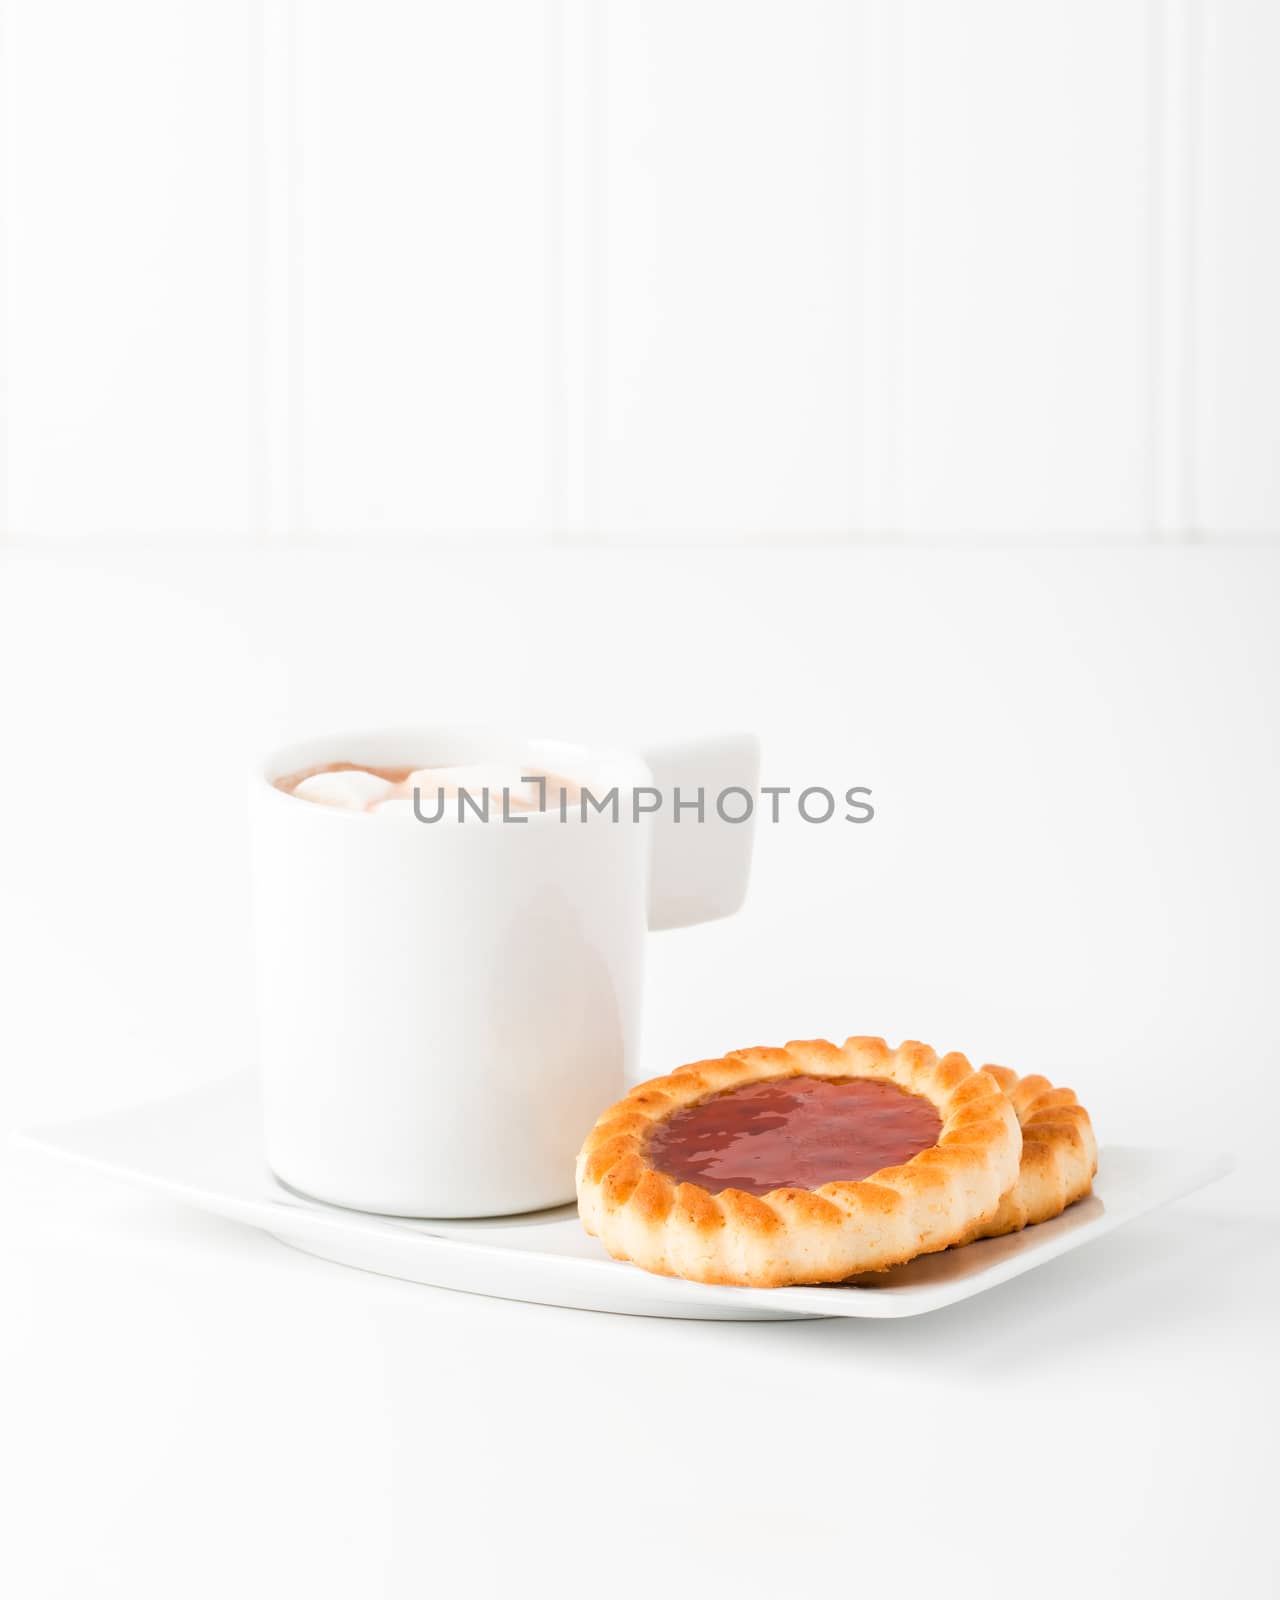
xmin=646 ymin=1076 xmax=943 ymax=1197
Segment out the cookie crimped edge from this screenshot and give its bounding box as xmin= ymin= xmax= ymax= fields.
xmin=955 ymin=1065 xmax=1099 ymax=1243
xmin=575 ymin=1037 xmax=1023 ymax=1288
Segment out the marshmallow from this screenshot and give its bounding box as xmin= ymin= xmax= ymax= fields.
xmin=293 ymin=769 xmax=396 ymax=811
xmin=408 ymin=763 xmax=531 ymax=797
xmin=289 ymin=762 xmax=556 ymax=819
xmin=407 ymin=764 xmax=545 ymax=814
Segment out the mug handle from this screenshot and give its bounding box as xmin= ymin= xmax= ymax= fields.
xmin=636 ymin=733 xmax=761 ymax=931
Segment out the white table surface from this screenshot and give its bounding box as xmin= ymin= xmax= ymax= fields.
xmin=3 ymin=547 xmax=1278 ymax=1599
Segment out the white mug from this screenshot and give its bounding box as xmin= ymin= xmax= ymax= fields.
xmin=251 ymin=728 xmax=759 ymax=1217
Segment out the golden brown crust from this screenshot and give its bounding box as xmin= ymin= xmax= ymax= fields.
xmin=955 ymin=1065 xmax=1098 ymax=1242
xmin=575 ymin=1037 xmax=1023 ymax=1287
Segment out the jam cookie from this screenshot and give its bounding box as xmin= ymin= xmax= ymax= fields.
xmin=576 ymin=1037 xmax=1022 ymax=1287
xmin=955 ymin=1066 xmax=1097 ymax=1243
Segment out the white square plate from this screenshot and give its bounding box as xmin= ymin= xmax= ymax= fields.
xmin=18 ymin=1074 xmax=1231 ymax=1321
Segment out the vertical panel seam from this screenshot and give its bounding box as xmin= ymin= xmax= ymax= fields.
xmin=545 ymin=0 xmax=566 ymax=540
xmin=1149 ymin=0 xmax=1200 ymax=542
xmin=546 ymin=0 xmax=592 ymax=543
xmin=1147 ymin=0 xmax=1164 ymax=539
xmin=848 ymin=2 xmax=865 ymax=543
xmin=286 ymin=0 xmax=303 ymax=540
xmin=247 ymin=0 xmax=268 ymax=542
xmin=884 ymin=0 xmax=904 ymax=541
xmin=583 ymin=0 xmax=605 ymax=539
xmin=260 ymin=0 xmax=294 ymax=543
xmin=1183 ymin=0 xmax=1202 ymax=540
xmin=0 ymin=1 xmax=9 ymax=544
xmin=858 ymin=0 xmax=904 ymax=541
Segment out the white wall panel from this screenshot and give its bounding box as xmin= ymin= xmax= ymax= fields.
xmin=595 ymin=1 xmax=863 ymax=539
xmin=292 ymin=1 xmax=553 ymax=538
xmin=898 ymin=1 xmax=1152 ymax=539
xmin=2 ymin=1 xmax=1278 ymax=546
xmin=2 ymin=1 xmax=261 ymax=538
xmin=1196 ymin=0 xmax=1280 ymax=539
